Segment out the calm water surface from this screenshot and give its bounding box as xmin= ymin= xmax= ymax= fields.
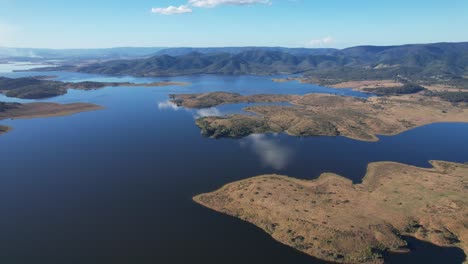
xmin=0 ymin=69 xmax=466 ymax=263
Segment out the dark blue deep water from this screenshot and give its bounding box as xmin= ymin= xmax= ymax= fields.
xmin=0 ymin=68 xmax=466 ymax=263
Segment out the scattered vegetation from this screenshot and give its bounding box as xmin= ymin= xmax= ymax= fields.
xmin=0 ymin=76 xmax=188 ymax=99
xmin=425 ymin=91 xmax=468 ymax=103
xmin=0 ymin=102 xmax=21 ymax=112
xmin=194 ymin=161 xmax=468 ymax=263
xmin=172 ymin=92 xmax=468 ymax=141
xmin=49 ymin=42 xmax=468 ymax=89
xmin=363 ymin=83 xmax=426 ymax=95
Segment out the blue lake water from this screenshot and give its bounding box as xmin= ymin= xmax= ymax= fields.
xmin=0 ymin=69 xmax=466 ymax=263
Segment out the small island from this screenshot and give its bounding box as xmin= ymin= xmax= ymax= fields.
xmin=0 ymin=76 xmax=189 ymax=99
xmin=194 ymin=160 xmax=468 ymax=264
xmin=171 ymin=92 xmax=468 ymax=141
xmin=0 ymin=101 xmax=103 ymax=136
xmin=0 ymin=125 xmax=10 ymax=135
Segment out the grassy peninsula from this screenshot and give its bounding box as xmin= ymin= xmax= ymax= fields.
xmin=194 ymin=161 xmax=468 ymax=264
xmin=171 ymin=92 xmax=468 ymax=141
xmin=0 ymin=76 xmax=188 ymax=99
xmin=0 ymin=101 xmax=103 ymax=135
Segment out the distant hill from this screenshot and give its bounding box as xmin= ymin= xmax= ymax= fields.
xmin=0 ymin=47 xmax=167 ymax=60
xmin=154 ymin=47 xmax=339 ymax=57
xmin=23 ymin=42 xmax=468 ymax=88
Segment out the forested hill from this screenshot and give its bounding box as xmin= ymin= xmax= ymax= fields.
xmin=43 ymin=42 xmax=468 ymax=87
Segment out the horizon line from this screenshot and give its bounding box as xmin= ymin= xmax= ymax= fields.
xmin=1 ymin=41 xmax=467 ymax=51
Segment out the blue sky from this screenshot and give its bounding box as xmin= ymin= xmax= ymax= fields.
xmin=0 ymin=0 xmax=467 ymax=49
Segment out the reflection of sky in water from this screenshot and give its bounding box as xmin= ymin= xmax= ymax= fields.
xmin=0 ymin=62 xmax=55 ymax=73
xmin=158 ymin=100 xmax=222 ymax=118
xmin=241 ymin=134 xmax=294 ymax=170
xmin=158 ymin=101 xmax=295 ymax=170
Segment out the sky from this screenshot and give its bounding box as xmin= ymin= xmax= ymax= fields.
xmin=0 ymin=0 xmax=467 ymax=49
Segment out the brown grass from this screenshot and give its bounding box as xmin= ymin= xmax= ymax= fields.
xmin=0 ymin=102 xmax=103 ymax=120
xmin=177 ymin=92 xmax=468 ymax=141
xmin=194 ymin=161 xmax=468 ymax=263
xmin=329 ymin=80 xmax=403 ymax=90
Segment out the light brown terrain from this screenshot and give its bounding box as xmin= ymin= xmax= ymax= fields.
xmin=271 ymin=78 xmax=405 ymax=92
xmin=194 ymin=161 xmax=468 ymax=264
xmin=0 ymin=102 xmax=103 ymax=120
xmin=272 ymin=77 xmax=302 ymax=83
xmin=277 ymin=77 xmax=465 ymax=94
xmin=0 ymin=102 xmax=103 ymax=135
xmin=421 ymin=84 xmax=466 ymax=92
xmin=172 ymin=92 xmax=468 ymax=141
xmin=328 ymin=80 xmax=403 ymax=91
xmin=170 ymin=92 xmax=295 ymax=108
xmin=327 ymin=80 xmax=466 ymax=93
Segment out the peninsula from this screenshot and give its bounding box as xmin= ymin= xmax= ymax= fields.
xmin=194 ymin=160 xmax=468 ymax=263
xmin=0 ymin=101 xmax=103 ymax=135
xmin=170 ymin=92 xmax=468 ymax=141
xmin=0 ymin=76 xmax=188 ymax=99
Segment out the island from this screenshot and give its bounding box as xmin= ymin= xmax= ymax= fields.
xmin=0 ymin=125 xmax=10 ymax=135
xmin=0 ymin=101 xmax=103 ymax=136
xmin=170 ymin=92 xmax=468 ymax=141
xmin=0 ymin=76 xmax=188 ymax=99
xmin=194 ymin=160 xmax=468 ymax=264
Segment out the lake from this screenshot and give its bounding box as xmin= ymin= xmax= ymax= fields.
xmin=0 ymin=68 xmax=466 ymax=263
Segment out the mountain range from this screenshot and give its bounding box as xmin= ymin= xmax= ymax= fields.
xmin=13 ymin=42 xmax=468 ymax=87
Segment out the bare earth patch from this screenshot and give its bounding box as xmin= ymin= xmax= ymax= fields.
xmin=329 ymin=80 xmax=403 ymax=91
xmin=272 ymin=77 xmax=302 ymax=83
xmin=194 ymin=161 xmax=468 ymax=264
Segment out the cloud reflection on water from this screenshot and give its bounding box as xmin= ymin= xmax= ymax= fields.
xmin=158 ymin=100 xmax=181 ymax=110
xmin=157 ymin=100 xmax=223 ymax=119
xmin=193 ymin=107 xmax=222 ymax=118
xmin=241 ymin=134 xmax=293 ymax=170
xmin=159 ymin=101 xmax=293 ymax=170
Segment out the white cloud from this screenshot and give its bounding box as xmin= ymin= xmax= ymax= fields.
xmin=242 ymin=134 xmax=293 ymax=170
xmin=189 ymin=0 xmax=271 ymax=8
xmin=152 ymin=0 xmax=270 ymax=15
xmin=308 ymin=36 xmax=334 ymax=47
xmin=151 ymin=5 xmax=192 ymax=15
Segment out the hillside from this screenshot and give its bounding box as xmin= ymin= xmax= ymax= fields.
xmin=54 ymin=42 xmax=467 ymax=88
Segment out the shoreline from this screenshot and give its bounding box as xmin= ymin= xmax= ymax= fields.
xmin=4 ymin=104 xmax=104 ymax=120
xmin=0 ymin=102 xmax=104 ymax=136
xmin=172 ymin=92 xmax=468 ymax=142
xmin=0 ymin=76 xmax=190 ymax=100
xmin=0 ymin=125 xmax=12 ymax=135
xmin=194 ymin=160 xmax=468 ymax=263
